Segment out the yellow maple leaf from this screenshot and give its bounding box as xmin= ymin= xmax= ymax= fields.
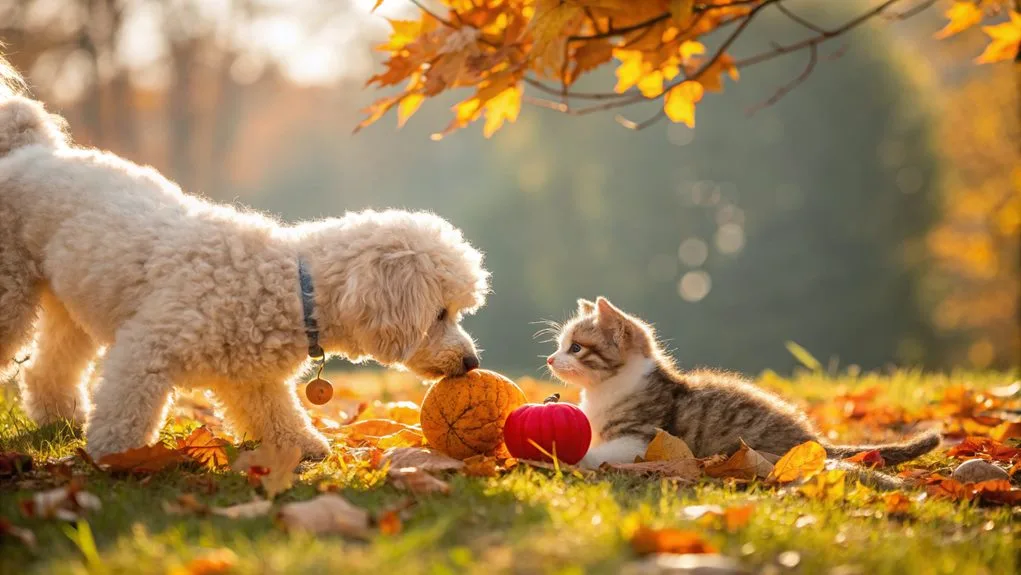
xmin=483 ymin=85 xmax=523 ymax=138
xmin=397 ymin=94 xmax=424 ymax=128
xmin=663 ymin=81 xmax=704 ymax=127
xmin=637 ymin=70 xmax=665 ymax=98
xmin=767 ymin=440 xmax=827 ymax=484
xmin=798 ymin=468 xmax=846 ymax=501
xmin=679 ymin=40 xmax=706 ymax=61
xmin=529 ymin=0 xmax=584 ymax=70
xmin=934 ymin=1 xmax=983 ymax=39
xmin=975 ymin=11 xmax=1021 ymax=64
xmin=613 ymin=50 xmax=645 ymax=93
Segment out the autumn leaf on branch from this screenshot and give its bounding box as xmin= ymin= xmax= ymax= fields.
xmin=358 ymin=0 xmax=1017 ymax=138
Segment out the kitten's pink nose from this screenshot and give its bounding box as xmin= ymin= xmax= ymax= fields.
xmin=546 ymin=356 xmax=555 ymax=365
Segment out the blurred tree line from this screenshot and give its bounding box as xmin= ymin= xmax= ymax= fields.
xmin=2 ymin=1 xmax=1017 ymax=375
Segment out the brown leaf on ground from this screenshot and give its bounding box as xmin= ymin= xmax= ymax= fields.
xmin=947 ymin=436 xmax=1021 ymax=462
xmin=177 ymin=427 xmax=230 ymax=470
xmin=98 ymin=443 xmax=187 ymax=474
xmin=682 ymin=504 xmax=754 ymax=532
xmin=972 ymin=479 xmax=1021 ymax=506
xmin=923 ymin=475 xmax=975 ymax=502
xmin=232 ymin=443 xmax=301 ymax=499
xmin=703 ymin=441 xmax=774 ymax=480
xmin=345 ymin=419 xmax=417 ymax=438
xmin=20 ymin=481 xmax=102 ymax=521
xmin=163 ymin=494 xmax=209 ymax=515
xmin=376 ymin=429 xmax=427 ymax=450
xmin=389 ymin=467 xmax=452 ymax=495
xmin=603 ymin=459 xmax=701 ymax=481
xmin=842 ymin=450 xmax=885 ymax=468
xmin=0 ymin=452 xmax=33 ymax=477
xmin=462 ymin=455 xmax=500 ymax=477
xmin=767 ymin=441 xmax=826 ymax=484
xmin=383 ymin=447 xmax=465 ymax=472
xmin=644 ymin=429 xmax=695 ymax=461
xmin=990 ymin=421 xmax=1021 ymax=442
xmin=630 ymin=526 xmax=717 ymax=556
xmin=0 ymin=517 xmax=36 ymax=548
xmin=277 ymin=494 xmax=371 ymax=537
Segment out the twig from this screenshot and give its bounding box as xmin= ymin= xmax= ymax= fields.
xmin=410 ymin=0 xmax=456 ymax=28
xmin=615 ymin=109 xmax=666 ymax=131
xmin=775 ymin=1 xmax=830 ymax=34
xmin=746 ymin=43 xmax=817 ymax=116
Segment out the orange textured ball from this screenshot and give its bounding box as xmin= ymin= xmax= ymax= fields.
xmin=305 ymin=378 xmax=333 ymax=405
xmin=420 ymin=370 xmax=526 ymax=460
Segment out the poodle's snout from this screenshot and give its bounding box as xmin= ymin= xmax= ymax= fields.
xmin=462 ymin=354 xmax=480 ymax=372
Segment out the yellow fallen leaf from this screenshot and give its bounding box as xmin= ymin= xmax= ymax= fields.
xmin=383 ymin=447 xmax=465 ymax=472
xmin=644 ymin=429 xmax=695 ymax=461
xmin=768 ymin=441 xmax=827 ymax=484
xmin=798 ymin=469 xmax=846 ymax=501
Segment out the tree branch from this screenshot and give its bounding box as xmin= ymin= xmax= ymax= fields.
xmin=775 ymin=2 xmax=829 ymax=34
xmin=746 ymin=43 xmax=817 ymax=115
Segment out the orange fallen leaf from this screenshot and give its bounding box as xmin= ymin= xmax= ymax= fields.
xmin=377 ymin=510 xmax=403 ymax=535
xmin=990 ymin=421 xmax=1021 ymax=442
xmin=177 ymin=427 xmax=229 ymax=470
xmin=345 ymin=419 xmax=418 ymax=438
xmin=923 ymin=475 xmax=975 ymax=502
xmin=170 ymin=548 xmax=237 ymax=575
xmin=703 ymin=440 xmax=774 ymax=480
xmin=947 ymin=436 xmax=1021 ymax=462
xmin=99 ymin=443 xmax=186 ymax=474
xmin=972 ymin=479 xmax=1021 ymax=506
xmin=644 ymin=429 xmax=695 ymax=461
xmin=799 ymin=469 xmax=846 ymax=502
xmin=462 ymin=455 xmax=500 ymax=477
xmin=842 ymin=450 xmax=885 ymax=468
xmin=0 ymin=517 xmax=36 ymax=548
xmin=630 ymin=526 xmax=717 ymax=556
xmin=883 ymin=492 xmax=911 ymax=515
xmin=723 ymin=504 xmax=755 ymax=532
xmin=376 ymin=429 xmax=427 ymax=450
xmin=767 ymin=441 xmax=826 ymax=484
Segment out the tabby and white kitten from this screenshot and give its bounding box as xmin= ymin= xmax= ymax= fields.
xmin=545 ymin=297 xmax=940 ymax=474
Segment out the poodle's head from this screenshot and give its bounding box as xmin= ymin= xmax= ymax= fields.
xmin=308 ymin=210 xmax=489 ymax=380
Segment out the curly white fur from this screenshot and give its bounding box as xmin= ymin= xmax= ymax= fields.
xmin=0 ymin=74 xmax=488 ymax=459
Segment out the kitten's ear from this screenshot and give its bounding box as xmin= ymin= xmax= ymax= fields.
xmin=577 ymin=298 xmax=596 ymax=315
xmin=595 ymin=297 xmax=630 ymax=343
xmin=595 ymin=297 xmax=624 ymax=320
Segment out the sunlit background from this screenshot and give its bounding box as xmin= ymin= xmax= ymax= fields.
xmin=2 ymin=0 xmax=1017 ymax=376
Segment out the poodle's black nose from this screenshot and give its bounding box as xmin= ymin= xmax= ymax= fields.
xmin=462 ymin=355 xmax=480 ymax=372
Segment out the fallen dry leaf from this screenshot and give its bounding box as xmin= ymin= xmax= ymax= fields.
xmin=681 ymin=504 xmax=754 ymax=532
xmin=383 ymin=447 xmax=465 ymax=472
xmin=842 ymin=449 xmax=885 ymax=468
xmin=358 ymin=401 xmax=422 ymax=425
xmin=623 ymin=553 xmax=748 ymax=575
xmin=163 ymin=493 xmax=208 ymax=515
xmin=883 ymin=492 xmax=911 ymax=515
xmin=389 ymin=467 xmax=452 ymax=495
xmin=377 ymin=509 xmax=403 ymax=535
xmin=990 ymin=421 xmax=1021 ymax=442
xmin=20 ymin=482 xmax=101 ymax=521
xmin=643 ymin=429 xmax=694 ymax=462
xmin=376 ymin=429 xmax=427 ymax=450
xmin=798 ymin=469 xmax=846 ymax=502
xmin=767 ymin=441 xmax=826 ymax=484
xmin=703 ymin=440 xmax=774 ymax=480
xmin=923 ymin=475 xmax=975 ymax=502
xmin=211 ymin=499 xmax=273 ymax=519
xmin=99 ymin=443 xmax=187 ymax=474
xmin=177 ymin=427 xmax=229 ymax=470
xmin=0 ymin=517 xmax=36 ymax=548
xmin=232 ymin=443 xmax=301 ymax=499
xmin=603 ymin=459 xmax=702 ymax=481
xmin=0 ymin=452 xmax=33 ymax=477
xmin=630 ymin=526 xmax=717 ymax=556
xmin=169 ymin=548 xmax=237 ymax=575
xmin=947 ymin=436 xmax=1021 ymax=462
xmin=345 ymin=419 xmax=418 ymax=438
xmin=972 ymin=479 xmax=1021 ymax=506
xmin=277 ymin=494 xmax=371 ymax=537
xmin=462 ymin=455 xmax=500 ymax=477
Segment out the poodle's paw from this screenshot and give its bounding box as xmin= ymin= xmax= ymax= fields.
xmin=83 ymin=431 xmax=142 ymax=461
xmin=295 ymin=431 xmax=331 ymax=460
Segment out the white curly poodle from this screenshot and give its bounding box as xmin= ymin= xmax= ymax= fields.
xmin=0 ymin=62 xmax=488 ymax=459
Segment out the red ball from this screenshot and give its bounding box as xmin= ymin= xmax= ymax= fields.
xmin=503 ymin=394 xmax=592 ymax=465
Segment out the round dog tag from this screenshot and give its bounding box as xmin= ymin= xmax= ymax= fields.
xmin=305 ymin=377 xmax=334 ymax=405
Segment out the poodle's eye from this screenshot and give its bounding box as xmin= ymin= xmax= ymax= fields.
xmin=437 ymin=309 xmax=448 ymax=322
xmin=568 ymin=342 xmax=582 ymax=354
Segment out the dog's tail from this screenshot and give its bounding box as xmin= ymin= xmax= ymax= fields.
xmin=0 ymin=54 xmax=68 ymax=155
xmin=823 ymin=429 xmax=941 ymax=466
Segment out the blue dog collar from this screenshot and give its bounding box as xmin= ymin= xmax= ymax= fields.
xmin=298 ymin=257 xmax=325 ymax=363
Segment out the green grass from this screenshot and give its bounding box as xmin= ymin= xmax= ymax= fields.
xmin=1 ymin=370 xmax=1019 ymax=575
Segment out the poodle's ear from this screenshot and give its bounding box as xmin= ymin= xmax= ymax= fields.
xmin=577 ymin=298 xmax=596 ymax=316
xmin=341 ymin=253 xmax=436 ymax=365
xmin=0 ymin=97 xmax=67 ymax=155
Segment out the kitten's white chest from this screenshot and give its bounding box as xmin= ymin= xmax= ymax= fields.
xmin=579 ymin=357 xmax=655 ymax=448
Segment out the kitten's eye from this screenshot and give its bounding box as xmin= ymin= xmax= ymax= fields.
xmin=568 ymin=343 xmax=582 ymax=354
xmin=437 ymin=309 xmax=448 ymax=322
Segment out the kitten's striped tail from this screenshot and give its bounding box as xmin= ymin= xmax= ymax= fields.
xmin=824 ymin=429 xmax=941 ymax=466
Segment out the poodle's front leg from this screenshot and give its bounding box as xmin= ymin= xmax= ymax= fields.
xmin=84 ymin=324 xmax=176 ymax=460
xmin=212 ymin=379 xmax=330 ymax=460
